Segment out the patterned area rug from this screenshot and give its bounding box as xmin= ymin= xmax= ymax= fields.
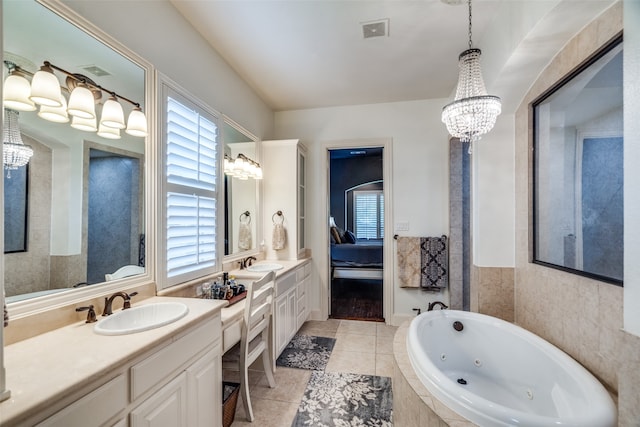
xmin=276 ymin=334 xmax=336 ymax=371
xmin=292 ymin=371 xmax=393 ymax=426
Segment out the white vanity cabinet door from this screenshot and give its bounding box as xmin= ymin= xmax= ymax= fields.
xmin=36 ymin=374 xmax=127 ymax=427
xmin=186 ymin=346 xmax=221 ymax=427
xmin=275 ymin=291 xmax=290 ymax=356
xmin=130 ymin=372 xmax=188 ymax=427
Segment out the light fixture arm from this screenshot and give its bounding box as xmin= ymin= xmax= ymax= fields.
xmin=43 ymin=61 xmax=140 ymax=109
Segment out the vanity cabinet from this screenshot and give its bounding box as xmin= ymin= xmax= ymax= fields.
xmin=37 ymin=314 xmax=222 ymax=427
xmin=262 ymin=139 xmax=308 ymax=260
xmin=274 ymin=261 xmax=311 ymax=359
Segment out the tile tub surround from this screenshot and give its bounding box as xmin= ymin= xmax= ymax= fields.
xmin=392 ymin=321 xmax=475 ymax=427
xmin=470 ymin=266 xmax=514 ymax=322
xmin=513 ymin=2 xmax=640 ymax=424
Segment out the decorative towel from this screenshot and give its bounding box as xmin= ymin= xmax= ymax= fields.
xmin=420 ymin=236 xmax=448 ymax=291
xmin=397 ymin=237 xmax=422 ymax=288
xmin=273 ymin=223 xmax=286 ymax=250
xmin=3 ymin=301 xmax=8 ymax=327
xmin=397 ymin=236 xmax=449 ymax=291
xmin=238 ymin=222 xmax=252 ymax=250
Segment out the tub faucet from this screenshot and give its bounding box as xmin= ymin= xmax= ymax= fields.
xmin=102 ymin=291 xmax=138 ymax=316
xmin=239 ymin=256 xmax=257 ymax=269
xmin=427 ymin=301 xmax=448 ymax=311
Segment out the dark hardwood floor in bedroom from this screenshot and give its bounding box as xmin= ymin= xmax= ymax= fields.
xmin=330 ymin=278 xmax=384 ymax=322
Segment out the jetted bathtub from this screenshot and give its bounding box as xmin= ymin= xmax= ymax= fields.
xmin=407 ymin=310 xmax=616 ymax=427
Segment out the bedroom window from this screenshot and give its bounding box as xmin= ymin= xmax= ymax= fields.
xmin=161 ymin=82 xmax=220 ymax=286
xmin=354 ymin=190 xmax=384 ymax=239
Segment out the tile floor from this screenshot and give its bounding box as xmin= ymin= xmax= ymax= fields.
xmin=225 ymin=319 xmax=398 ymax=427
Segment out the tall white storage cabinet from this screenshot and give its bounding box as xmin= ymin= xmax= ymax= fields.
xmin=262 ymin=140 xmax=307 ymax=260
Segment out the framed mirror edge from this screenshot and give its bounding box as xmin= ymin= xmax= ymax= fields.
xmin=222 ymin=114 xmax=262 ymax=262
xmin=5 ymin=0 xmax=157 ymax=317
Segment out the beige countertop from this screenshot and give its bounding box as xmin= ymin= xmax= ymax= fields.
xmin=0 ymin=296 xmax=227 ymax=426
xmin=226 ymin=258 xmax=311 ymax=279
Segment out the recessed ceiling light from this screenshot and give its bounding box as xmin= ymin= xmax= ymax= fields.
xmin=80 ymin=64 xmax=111 ymax=77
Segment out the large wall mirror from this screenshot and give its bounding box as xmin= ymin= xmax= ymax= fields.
xmin=3 ymin=0 xmax=152 ymax=308
xmin=533 ymin=35 xmax=623 ymax=285
xmin=222 ymin=117 xmax=260 ymax=259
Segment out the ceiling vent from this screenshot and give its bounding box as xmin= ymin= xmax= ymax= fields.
xmin=361 ymin=19 xmax=389 ymax=39
xmin=80 ymin=64 xmax=111 ymax=77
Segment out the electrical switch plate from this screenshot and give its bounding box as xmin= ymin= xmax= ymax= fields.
xmin=395 ymin=221 xmax=409 ymax=232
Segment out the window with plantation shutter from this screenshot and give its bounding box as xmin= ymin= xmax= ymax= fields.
xmin=354 ymin=190 xmax=384 ymax=239
xmin=162 ymin=84 xmax=220 ymax=285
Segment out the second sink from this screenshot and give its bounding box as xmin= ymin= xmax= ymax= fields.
xmin=245 ymin=263 xmax=284 ymax=272
xmin=94 ymin=302 xmax=189 ymax=335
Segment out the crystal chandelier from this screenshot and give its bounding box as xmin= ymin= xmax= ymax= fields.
xmin=3 ymin=109 xmax=34 ymax=178
xmin=441 ymin=0 xmax=501 ymax=148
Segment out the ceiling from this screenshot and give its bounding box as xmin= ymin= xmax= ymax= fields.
xmin=169 ymin=0 xmax=617 ymax=113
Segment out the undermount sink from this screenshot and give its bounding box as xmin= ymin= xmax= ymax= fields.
xmin=245 ymin=263 xmax=284 ymax=272
xmin=94 ymin=302 xmax=189 ymax=335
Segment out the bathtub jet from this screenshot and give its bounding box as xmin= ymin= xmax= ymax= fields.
xmin=407 ymin=310 xmax=616 ymax=427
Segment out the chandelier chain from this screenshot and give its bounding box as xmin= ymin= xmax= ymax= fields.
xmin=468 ymin=0 xmax=473 ymax=49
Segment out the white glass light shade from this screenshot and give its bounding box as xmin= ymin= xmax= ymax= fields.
xmin=67 ymin=86 xmax=96 ymax=119
xmin=254 ymin=167 xmax=263 ymax=180
xmin=29 ymin=65 xmax=62 ymax=107
xmin=125 ymin=107 xmax=148 ymax=137
xmin=3 ymin=74 xmax=36 ymax=111
xmin=100 ymin=96 xmax=125 ymax=129
xmin=441 ymin=48 xmax=501 ymax=143
xmin=97 ymin=122 xmax=121 ymax=140
xmin=70 ymin=115 xmax=97 ymax=132
xmin=38 ymin=95 xmax=69 ymax=123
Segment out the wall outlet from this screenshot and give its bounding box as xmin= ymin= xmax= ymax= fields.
xmin=395 ymin=221 xmax=409 ymax=232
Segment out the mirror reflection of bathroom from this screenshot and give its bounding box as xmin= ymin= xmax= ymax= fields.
xmin=222 ymin=119 xmax=259 ymax=257
xmin=3 ymin=0 xmax=146 ymax=303
xmin=87 ymin=147 xmax=144 ymax=284
xmin=533 ymin=37 xmax=623 ymax=284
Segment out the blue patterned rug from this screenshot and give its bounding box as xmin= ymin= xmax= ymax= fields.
xmin=292 ymin=371 xmax=393 ymax=426
xmin=276 ymin=334 xmax=336 ymax=371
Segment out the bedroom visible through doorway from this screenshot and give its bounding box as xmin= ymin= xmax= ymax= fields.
xmin=329 ymin=147 xmax=384 ymax=322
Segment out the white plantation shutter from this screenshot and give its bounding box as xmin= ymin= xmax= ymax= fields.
xmin=354 ymin=190 xmax=384 ymax=239
xmin=163 ymin=89 xmax=219 ymax=283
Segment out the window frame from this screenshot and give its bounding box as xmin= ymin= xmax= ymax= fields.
xmin=353 ymin=189 xmax=384 ymax=240
xmin=158 ymin=75 xmax=223 ymax=289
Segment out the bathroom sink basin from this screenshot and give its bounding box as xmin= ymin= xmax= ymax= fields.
xmin=94 ymin=302 xmax=189 ymax=335
xmin=245 ymin=263 xmax=284 ymax=272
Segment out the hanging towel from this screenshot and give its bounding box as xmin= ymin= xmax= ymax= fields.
xmin=272 ymin=223 xmax=286 ymax=250
xmin=238 ymin=222 xmax=252 ymax=250
xmin=397 ymin=236 xmax=449 ymax=291
xmin=397 ymin=237 xmax=422 ymax=288
xmin=420 ymin=236 xmax=449 ymax=291
xmin=3 ymin=302 xmax=8 ymax=327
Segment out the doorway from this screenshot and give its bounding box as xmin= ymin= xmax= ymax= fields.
xmin=328 ymin=147 xmax=384 ymax=321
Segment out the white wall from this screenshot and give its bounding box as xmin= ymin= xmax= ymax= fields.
xmin=472 ymin=115 xmax=515 ymax=267
xmin=275 ymin=99 xmax=455 ymax=319
xmin=624 ymin=0 xmax=640 ymax=336
xmin=62 ymin=0 xmax=274 ymax=140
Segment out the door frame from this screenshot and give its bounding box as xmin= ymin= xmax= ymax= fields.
xmin=320 ymin=138 xmax=393 ymax=323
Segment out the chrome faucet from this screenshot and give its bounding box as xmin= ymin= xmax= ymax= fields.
xmin=427 ymin=301 xmax=449 ymax=311
xmin=239 ymin=256 xmax=257 ymax=269
xmin=102 ymin=291 xmax=138 ymax=316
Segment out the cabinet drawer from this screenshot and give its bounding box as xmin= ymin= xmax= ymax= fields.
xmin=222 ymin=318 xmax=242 ymax=353
xmin=37 ymin=374 xmax=127 ymax=427
xmin=275 ymin=271 xmax=296 ymax=297
xmin=131 ymin=315 xmax=219 ymax=400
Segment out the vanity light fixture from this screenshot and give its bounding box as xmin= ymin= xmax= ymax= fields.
xmin=224 ymin=153 xmax=263 ymax=180
xmin=441 ymin=0 xmax=501 ymax=151
xmin=2 ymin=60 xmax=148 ymax=139
xmin=3 ymin=109 xmax=34 ymax=177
